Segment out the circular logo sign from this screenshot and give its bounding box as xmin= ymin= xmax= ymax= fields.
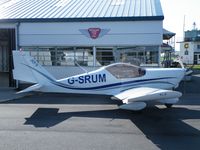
xmin=184 ymin=43 xmax=189 ymax=49
xmin=88 ymin=28 xmax=101 ymax=39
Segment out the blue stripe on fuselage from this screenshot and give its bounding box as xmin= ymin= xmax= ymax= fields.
xmin=52 ymin=77 xmax=175 ymax=90
xmin=23 ymin=64 xmax=176 ymax=91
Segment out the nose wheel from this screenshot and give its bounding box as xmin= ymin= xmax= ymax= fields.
xmin=165 ymin=104 xmax=173 ymax=108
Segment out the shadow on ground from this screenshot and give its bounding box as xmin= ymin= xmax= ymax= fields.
xmin=2 ymin=69 xmax=200 ymax=150
xmin=1 ymin=92 xmax=120 ymax=105
xmin=24 ymin=106 xmax=200 ymax=150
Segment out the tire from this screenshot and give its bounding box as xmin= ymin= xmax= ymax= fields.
xmin=165 ymin=104 xmax=173 ymax=108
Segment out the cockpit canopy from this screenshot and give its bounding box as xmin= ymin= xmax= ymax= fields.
xmin=105 ymin=63 xmax=146 ymax=79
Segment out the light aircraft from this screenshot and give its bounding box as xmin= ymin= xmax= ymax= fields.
xmin=12 ymin=50 xmax=185 ymax=111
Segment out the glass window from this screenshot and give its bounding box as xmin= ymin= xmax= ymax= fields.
xmin=21 ymin=46 xmax=159 ymax=67
xmin=22 ymin=47 xmax=94 ymax=66
xmin=115 ymin=46 xmax=159 ymax=65
xmin=147 ymin=51 xmax=158 ymax=64
xmin=184 ymin=50 xmax=189 ymax=55
xmin=56 ymin=47 xmax=74 ymax=66
xmin=105 ymin=63 xmax=146 ymax=79
xmin=96 ymin=47 xmax=114 ymax=66
xmin=22 ymin=47 xmax=53 ymax=66
xmin=116 ymin=47 xmax=144 ymax=65
xmin=75 ymin=47 xmax=93 ymax=66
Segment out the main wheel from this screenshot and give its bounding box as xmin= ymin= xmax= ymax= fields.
xmin=165 ymin=104 xmax=173 ymax=108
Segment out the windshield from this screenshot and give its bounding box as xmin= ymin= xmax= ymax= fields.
xmin=105 ymin=63 xmax=146 ymax=79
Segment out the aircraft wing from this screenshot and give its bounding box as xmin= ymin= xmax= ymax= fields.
xmin=111 ymin=87 xmax=182 ymax=111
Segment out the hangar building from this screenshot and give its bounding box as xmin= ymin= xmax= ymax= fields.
xmin=0 ymin=0 xmax=164 ymax=87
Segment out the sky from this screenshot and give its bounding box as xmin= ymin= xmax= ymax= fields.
xmin=160 ymin=0 xmax=200 ymax=50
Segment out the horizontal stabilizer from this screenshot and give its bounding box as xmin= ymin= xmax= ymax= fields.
xmin=17 ymin=84 xmax=42 ymax=94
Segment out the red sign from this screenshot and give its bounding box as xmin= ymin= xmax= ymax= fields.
xmin=88 ymin=28 xmax=101 ymax=39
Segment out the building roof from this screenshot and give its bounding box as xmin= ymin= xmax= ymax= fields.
xmin=0 ymin=0 xmax=164 ymax=22
xmin=163 ymin=29 xmax=176 ymax=40
xmin=184 ymin=29 xmax=200 ymax=42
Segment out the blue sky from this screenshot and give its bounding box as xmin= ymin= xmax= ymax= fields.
xmin=160 ymin=0 xmax=200 ymax=49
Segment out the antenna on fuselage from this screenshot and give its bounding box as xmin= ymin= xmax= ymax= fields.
xmin=74 ymin=59 xmax=88 ymax=73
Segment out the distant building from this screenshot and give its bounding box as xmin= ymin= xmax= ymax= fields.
xmin=179 ymin=29 xmax=200 ymax=64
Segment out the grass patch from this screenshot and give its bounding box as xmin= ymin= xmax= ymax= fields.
xmin=192 ymin=65 xmax=200 ymax=70
xmin=187 ymin=65 xmax=200 ymax=70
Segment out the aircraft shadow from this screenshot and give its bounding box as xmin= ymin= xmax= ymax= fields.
xmin=2 ymin=92 xmax=119 ymax=105
xmin=3 ymin=92 xmax=200 ymax=107
xmin=24 ymin=107 xmax=200 ymax=150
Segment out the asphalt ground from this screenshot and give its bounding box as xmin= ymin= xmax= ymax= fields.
xmin=0 ymin=71 xmax=199 ymax=150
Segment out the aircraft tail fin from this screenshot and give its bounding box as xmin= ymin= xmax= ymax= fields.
xmin=12 ymin=50 xmax=56 ymax=84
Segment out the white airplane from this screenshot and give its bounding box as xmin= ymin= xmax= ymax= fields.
xmin=12 ymin=50 xmax=185 ymax=111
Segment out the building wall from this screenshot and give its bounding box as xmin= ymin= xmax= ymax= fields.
xmin=180 ymin=42 xmax=194 ymax=64
xmin=19 ymin=21 xmax=163 ymax=46
xmin=180 ymin=42 xmax=200 ymax=64
xmin=0 ymin=21 xmax=163 ymax=80
xmin=0 ymin=23 xmax=16 ymax=29
xmin=17 ymin=21 xmax=163 ymax=78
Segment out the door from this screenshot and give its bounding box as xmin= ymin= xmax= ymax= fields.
xmin=0 ymin=41 xmax=9 ymax=72
xmin=194 ymin=53 xmax=200 ymax=65
xmin=198 ymin=54 xmax=200 ymax=64
xmin=0 ymin=41 xmax=9 ymax=87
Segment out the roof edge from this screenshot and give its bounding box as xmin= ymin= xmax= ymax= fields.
xmin=0 ymin=16 xmax=164 ymax=23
